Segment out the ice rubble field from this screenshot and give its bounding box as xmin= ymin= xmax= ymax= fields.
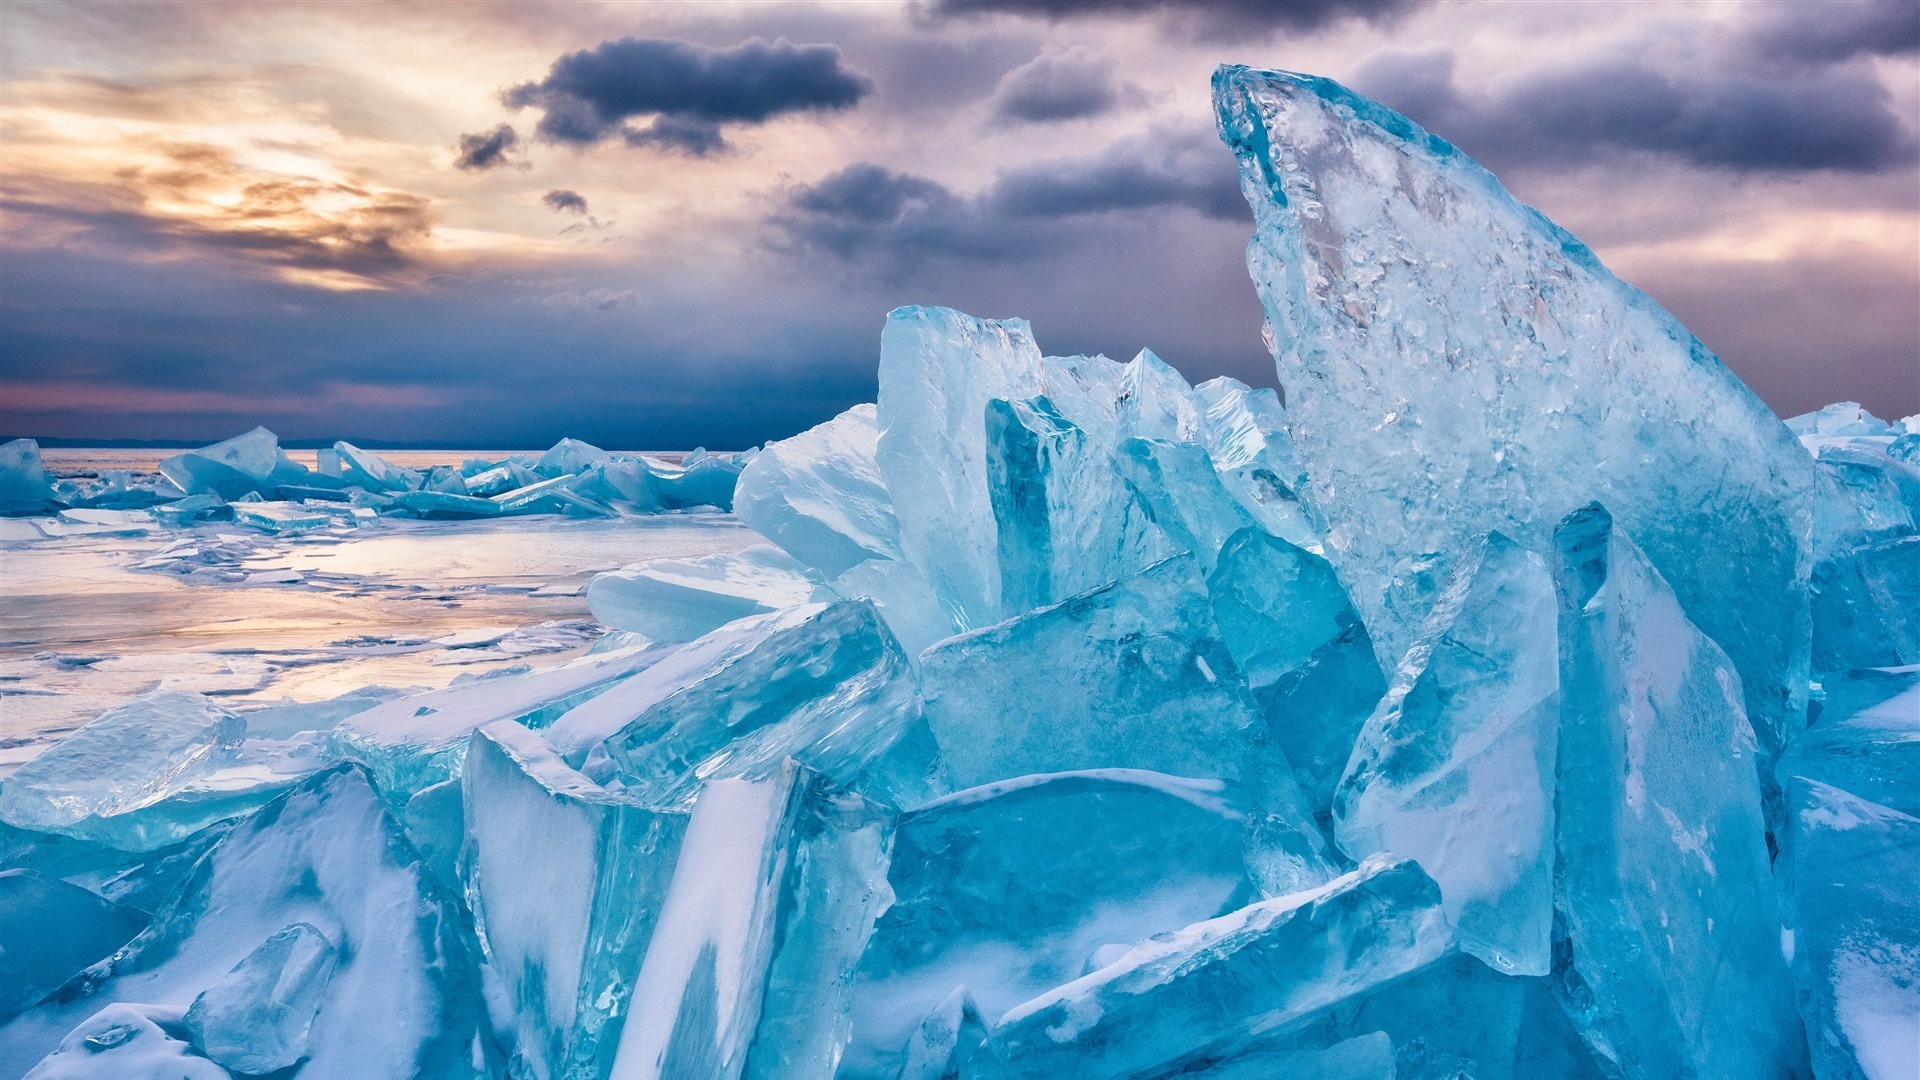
xmin=2 ymin=65 xmax=1918 ymax=1080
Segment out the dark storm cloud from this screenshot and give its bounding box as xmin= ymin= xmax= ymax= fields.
xmin=503 ymin=36 xmax=871 ymax=155
xmin=770 ymin=127 xmax=1243 ymax=266
xmin=542 ymin=189 xmax=589 ymax=214
xmin=453 ymin=123 xmax=519 ymax=170
xmin=1353 ymin=44 xmax=1918 ymax=173
xmin=1742 ymin=0 xmax=1920 ymax=63
xmin=990 ymin=46 xmax=1128 ymax=123
xmin=931 ymin=0 xmax=1428 ymax=40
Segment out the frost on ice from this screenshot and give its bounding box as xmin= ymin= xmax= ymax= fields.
xmin=4 ymin=64 xmax=1917 ymax=1080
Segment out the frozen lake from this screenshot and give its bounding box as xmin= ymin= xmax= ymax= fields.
xmin=0 ymin=510 xmax=758 ymax=774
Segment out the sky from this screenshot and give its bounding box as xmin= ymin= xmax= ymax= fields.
xmin=2 ymin=0 xmax=1915 ymax=449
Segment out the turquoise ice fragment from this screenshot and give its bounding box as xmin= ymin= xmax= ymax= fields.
xmin=587 ymin=544 xmax=822 ymax=642
xmin=24 ymin=1003 xmax=231 ymax=1080
xmin=1194 ymin=376 xmax=1321 ymax=547
xmin=0 ymin=691 xmax=245 ymax=852
xmin=537 ymin=438 xmax=610 ymax=477
xmin=331 ymin=642 xmax=667 ymax=802
xmin=332 ymin=441 xmax=421 ymax=493
xmin=876 ymin=306 xmax=1045 ymax=632
xmin=986 ymin=394 xmax=1173 ymax=615
xmin=1334 ymin=532 xmax=1560 ymax=976
xmin=546 ymin=601 xmax=919 ymax=808
xmin=844 ymin=769 xmax=1257 ymax=1077
xmin=919 ymin=554 xmax=1264 ymax=789
xmin=159 ymin=427 xmax=281 ymax=500
xmin=892 ymin=988 xmax=986 ymax=1080
xmin=1806 ymin=433 xmax=1920 ymax=673
xmin=734 ymin=403 xmax=902 ymax=577
xmin=1 ymin=438 xmax=57 ymax=514
xmin=1215 ymin=64 xmax=1817 ymax=759
xmin=462 ymin=721 xmax=687 ymax=1080
xmin=1789 ymin=666 xmax=1919 ymax=817
xmin=1780 ymin=779 xmax=1920 ymax=1080
xmin=988 ymin=856 xmax=1451 ymax=1079
xmin=0 ymin=869 xmax=147 ymax=1021
xmin=182 ymin=922 xmax=336 ymax=1075
xmin=0 ymin=766 xmax=492 ymax=1079
xmin=231 ymin=501 xmax=334 ymax=534
xmin=610 ymin=762 xmax=892 ymax=1079
xmin=1551 ymin=506 xmax=1806 ymax=1077
xmin=1205 ymin=527 xmax=1354 ymax=693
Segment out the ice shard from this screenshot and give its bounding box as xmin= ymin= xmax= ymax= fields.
xmin=332 ymin=441 xmax=421 ymax=493
xmin=876 ymin=306 xmax=1044 ymax=632
xmin=988 ymin=856 xmax=1451 ymax=1079
xmin=462 ymin=721 xmax=687 ymax=1080
xmin=1 ymin=438 xmax=57 ymax=514
xmin=734 ymin=403 xmax=903 ymax=577
xmin=844 ymin=769 xmax=1257 ymax=1077
xmin=0 ymin=870 xmax=148 ymax=1021
xmin=0 ymin=766 xmax=492 ymax=1079
xmin=1114 ymin=437 xmax=1263 ymax=574
xmin=1215 ymin=65 xmax=1816 ymax=757
xmin=919 ymin=554 xmax=1264 ymax=789
xmin=610 ymin=762 xmax=892 ymax=1080
xmin=1197 ymin=1032 xmax=1395 ymax=1080
xmin=1779 ymin=779 xmax=1919 ymax=1080
xmin=181 ymin=922 xmax=337 ymax=1075
xmin=894 ymin=989 xmax=987 ymax=1080
xmin=546 ymin=601 xmax=919 ymax=808
xmin=331 ymin=641 xmax=668 ymax=802
xmin=1805 ymin=432 xmax=1920 ymax=674
xmin=1334 ymin=532 xmax=1560 ymax=976
xmin=1205 ymin=526 xmax=1355 ymax=694
xmin=159 ymin=427 xmax=281 ymax=500
xmin=587 ymin=545 xmax=823 ymax=642
xmin=986 ymin=394 xmax=1174 ymax=616
xmin=1551 ymin=505 xmax=1806 ymax=1077
xmin=0 ymin=691 xmax=246 ymax=852
xmin=24 ymin=1004 xmax=231 ymax=1080
xmin=1789 ymin=666 xmax=1919 ymax=818
xmin=1194 ymin=376 xmax=1321 ymax=547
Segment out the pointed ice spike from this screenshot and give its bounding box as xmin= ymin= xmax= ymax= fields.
xmin=876 ymin=306 xmax=1045 ymax=632
xmin=734 ymin=403 xmax=903 ymax=578
xmin=587 ymin=545 xmax=824 ymax=643
xmin=462 ymin=722 xmax=688 ymax=1080
xmin=844 ymin=769 xmax=1258 ymax=1074
xmin=1780 ymin=779 xmax=1920 ymax=1080
xmin=1550 ymin=505 xmax=1807 ymax=1078
xmin=988 ymin=856 xmax=1451 ymax=1079
xmin=1333 ymin=532 xmax=1560 ymax=976
xmin=1214 ymin=65 xmax=1817 ymax=760
xmin=918 ymin=554 xmax=1267 ymax=789
xmin=182 ymin=922 xmax=337 ymax=1075
xmin=545 ymin=600 xmax=920 ymax=808
xmin=611 ymin=762 xmax=892 ymax=1080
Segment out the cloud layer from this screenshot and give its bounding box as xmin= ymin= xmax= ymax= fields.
xmin=2 ymin=1 xmax=1913 ymax=449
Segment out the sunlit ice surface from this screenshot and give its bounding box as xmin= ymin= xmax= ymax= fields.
xmin=0 ymin=505 xmax=757 ymax=775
